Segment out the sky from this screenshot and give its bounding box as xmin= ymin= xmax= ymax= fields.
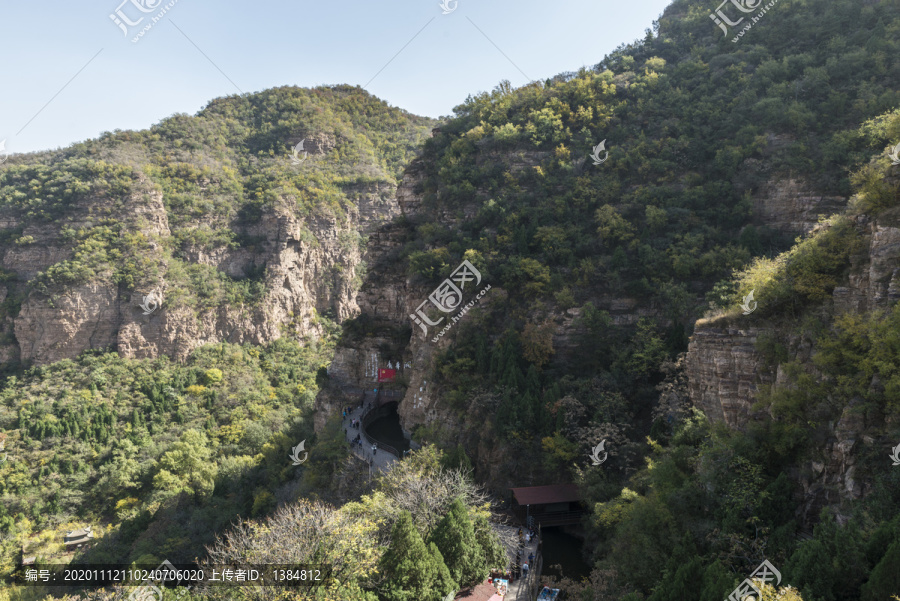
xmin=0 ymin=0 xmax=673 ymax=155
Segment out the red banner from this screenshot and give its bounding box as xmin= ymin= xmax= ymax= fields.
xmin=378 ymin=368 xmax=397 ymax=382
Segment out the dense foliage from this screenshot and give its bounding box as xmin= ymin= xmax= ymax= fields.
xmin=0 ymin=335 xmax=344 ymax=588
xmin=373 ymin=0 xmax=900 ymax=599
xmin=0 ymin=86 xmax=435 ymax=319
xmin=3 ymin=0 xmax=900 ymax=599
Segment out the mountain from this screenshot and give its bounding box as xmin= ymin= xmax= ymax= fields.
xmin=0 ymin=85 xmax=435 ymax=366
xmin=2 ymin=0 xmax=900 ymax=599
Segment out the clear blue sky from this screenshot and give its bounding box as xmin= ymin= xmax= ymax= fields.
xmin=0 ymin=0 xmax=672 ymax=154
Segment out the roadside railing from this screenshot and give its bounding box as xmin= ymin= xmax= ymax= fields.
xmin=528 ymin=510 xmax=583 ymax=527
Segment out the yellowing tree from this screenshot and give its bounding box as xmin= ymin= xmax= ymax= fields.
xmin=758 ymin=582 xmax=806 ymax=601
xmin=152 ymin=429 xmax=217 ymax=500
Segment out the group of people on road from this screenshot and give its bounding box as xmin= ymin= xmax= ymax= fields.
xmin=512 ymin=528 xmax=537 ymax=582
xmin=341 ymin=406 xmax=382 ymax=460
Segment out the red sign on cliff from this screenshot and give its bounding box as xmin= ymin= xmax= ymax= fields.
xmin=378 ymin=369 xmax=396 ymax=382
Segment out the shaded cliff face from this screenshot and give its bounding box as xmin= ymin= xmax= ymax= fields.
xmin=685 ymin=325 xmax=773 ymax=429
xmin=0 ymin=86 xmax=435 ymax=366
xmin=752 ymin=176 xmax=847 ymax=234
xmin=317 ymin=145 xmax=850 ymax=488
xmin=685 ymin=213 xmax=900 ymax=430
xmin=684 ymin=209 xmax=900 ymax=519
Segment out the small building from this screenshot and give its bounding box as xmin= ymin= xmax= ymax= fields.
xmin=510 ymin=484 xmax=583 ymax=527
xmin=63 ymin=526 xmax=94 ymax=551
xmin=21 ymin=556 xmax=36 ymax=567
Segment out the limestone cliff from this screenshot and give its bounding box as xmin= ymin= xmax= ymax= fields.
xmin=684 ymin=210 xmax=900 ymax=520
xmin=0 ymin=153 xmax=408 ymax=367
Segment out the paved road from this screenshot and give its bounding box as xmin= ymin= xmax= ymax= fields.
xmin=495 ymin=524 xmax=540 ymax=601
xmin=341 ymin=394 xmax=397 ymax=472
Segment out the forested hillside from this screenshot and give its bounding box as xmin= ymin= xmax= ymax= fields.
xmin=1 ymin=0 xmax=900 ymax=600
xmin=0 ymin=86 xmax=437 ymax=594
xmin=323 ymin=0 xmax=900 ymax=599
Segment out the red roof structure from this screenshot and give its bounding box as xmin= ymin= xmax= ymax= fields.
xmin=455 ymin=579 xmax=501 ymax=601
xmin=510 ymin=484 xmax=581 ymax=506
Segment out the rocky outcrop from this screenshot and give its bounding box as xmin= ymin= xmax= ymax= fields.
xmin=684 ymin=325 xmax=773 ymax=429
xmin=0 ymin=171 xmax=396 ymax=365
xmin=685 ymin=208 xmax=900 ymax=522
xmin=832 ymin=212 xmax=900 ymax=313
xmin=685 ymin=210 xmax=900 ymax=429
xmin=752 ymin=176 xmax=847 ymax=234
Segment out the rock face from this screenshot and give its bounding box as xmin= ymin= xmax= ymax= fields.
xmin=687 ymin=212 xmax=900 ymax=431
xmin=0 ymin=171 xmax=398 ymax=365
xmin=685 ymin=210 xmax=899 ymax=522
xmin=832 ymin=212 xmax=900 ymax=313
xmin=684 ymin=325 xmax=773 ymax=429
xmin=743 ymin=133 xmax=848 ymax=234
xmin=752 ymin=176 xmax=847 ymax=234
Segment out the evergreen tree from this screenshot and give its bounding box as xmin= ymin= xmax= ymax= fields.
xmin=504 ymin=352 xmax=526 ymax=392
xmin=442 ymin=444 xmax=473 ymax=472
xmin=428 ymin=542 xmax=457 ymax=600
xmin=525 ymin=364 xmax=541 ymax=395
xmin=861 ymin=541 xmax=900 ymax=601
xmin=489 ymin=344 xmax=502 ymax=380
xmin=381 ymin=511 xmax=455 ymax=601
xmin=473 ymin=513 xmax=505 ymax=570
xmin=520 ymin=391 xmax=537 ymax=431
xmin=785 ymin=539 xmax=836 ymax=601
xmin=699 ymin=561 xmax=735 ymax=601
xmin=429 ymin=497 xmax=487 ymax=587
xmin=473 ymin=334 xmax=488 ymax=373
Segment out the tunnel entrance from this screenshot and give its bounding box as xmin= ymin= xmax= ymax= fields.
xmin=364 ymin=402 xmax=411 ymax=455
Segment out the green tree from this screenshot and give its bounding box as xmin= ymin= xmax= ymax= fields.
xmin=381 ymin=511 xmax=455 ymax=601
xmin=152 ymin=429 xmax=218 ymax=500
xmin=429 ymin=497 xmax=487 ymax=587
xmin=786 ymin=539 xmax=836 ymax=601
xmin=473 ymin=513 xmax=506 ymax=571
xmin=861 ymin=541 xmax=900 ymax=601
